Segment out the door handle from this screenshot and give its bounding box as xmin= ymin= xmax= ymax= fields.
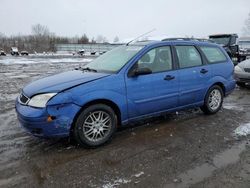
xmin=200 ymin=69 xmax=208 ymax=74
xmin=164 ymin=75 xmax=175 ymax=80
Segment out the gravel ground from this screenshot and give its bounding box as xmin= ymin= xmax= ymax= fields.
xmin=0 ymin=56 xmax=249 ymax=188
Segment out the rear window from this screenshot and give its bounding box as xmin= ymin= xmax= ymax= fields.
xmin=200 ymin=46 xmax=227 ymax=63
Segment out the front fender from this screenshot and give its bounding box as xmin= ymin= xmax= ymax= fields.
xmin=72 ymin=90 xmax=128 ymax=123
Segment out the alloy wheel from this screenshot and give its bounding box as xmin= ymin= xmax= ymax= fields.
xmin=82 ymin=111 xmax=112 ymax=142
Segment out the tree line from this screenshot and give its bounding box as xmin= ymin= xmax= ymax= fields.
xmin=0 ymin=24 xmax=119 ymax=53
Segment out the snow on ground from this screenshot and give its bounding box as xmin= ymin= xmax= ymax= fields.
xmin=234 ymin=123 xmax=250 ymax=136
xmin=0 ymin=56 xmax=93 ymax=65
xmin=223 ymin=104 xmax=244 ymax=111
xmin=102 ymin=171 xmax=144 ymax=188
xmin=102 ymin=178 xmax=132 ymax=188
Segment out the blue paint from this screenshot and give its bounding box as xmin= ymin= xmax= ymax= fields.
xmin=15 ymin=40 xmax=235 ymax=138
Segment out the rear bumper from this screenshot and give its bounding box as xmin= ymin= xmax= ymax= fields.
xmin=15 ymin=99 xmax=81 ymax=138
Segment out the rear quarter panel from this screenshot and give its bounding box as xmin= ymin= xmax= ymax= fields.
xmin=205 ymin=47 xmax=235 ymax=97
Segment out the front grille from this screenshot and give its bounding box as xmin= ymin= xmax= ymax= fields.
xmin=244 ymin=68 xmax=250 ymax=73
xmin=19 ymin=93 xmax=29 ymax=104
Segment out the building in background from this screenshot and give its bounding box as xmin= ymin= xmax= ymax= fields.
xmin=55 ymin=43 xmax=123 ymax=54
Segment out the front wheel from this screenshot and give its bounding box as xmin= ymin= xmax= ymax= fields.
xmin=201 ymin=85 xmax=223 ymax=115
xmin=73 ymin=104 xmax=117 ymax=148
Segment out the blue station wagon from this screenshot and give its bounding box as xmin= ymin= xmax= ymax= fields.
xmin=15 ymin=40 xmax=235 ymax=147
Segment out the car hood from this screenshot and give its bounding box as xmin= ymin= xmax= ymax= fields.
xmin=238 ymin=59 xmax=250 ymax=69
xmin=23 ymin=70 xmax=110 ymax=97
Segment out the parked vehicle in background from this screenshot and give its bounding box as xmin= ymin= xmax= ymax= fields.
xmin=77 ymin=49 xmax=85 ymax=56
xmin=209 ymin=34 xmax=247 ymax=63
xmin=238 ymin=37 xmax=250 ymax=58
xmin=15 ymin=40 xmax=235 ymax=147
xmin=20 ymin=51 xmax=29 ymax=56
xmin=90 ymin=51 xmax=97 ymax=55
xmin=11 ymin=47 xmax=19 ymax=56
xmin=99 ymin=51 xmax=107 ymax=55
xmin=234 ymin=59 xmax=250 ymax=87
xmin=0 ymin=49 xmax=6 ymax=56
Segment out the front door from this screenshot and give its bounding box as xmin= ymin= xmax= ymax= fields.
xmin=125 ymin=46 xmax=179 ymax=119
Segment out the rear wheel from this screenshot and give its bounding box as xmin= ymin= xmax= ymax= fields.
xmin=201 ymin=85 xmax=223 ymax=114
xmin=73 ymin=104 xmax=117 ymax=148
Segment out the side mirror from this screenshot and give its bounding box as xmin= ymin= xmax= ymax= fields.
xmin=132 ymin=67 xmax=152 ymax=76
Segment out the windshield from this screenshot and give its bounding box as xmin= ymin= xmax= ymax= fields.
xmin=239 ymin=41 xmax=250 ymax=49
xmin=85 ymin=45 xmax=144 ymax=73
xmin=209 ymin=37 xmax=230 ymax=45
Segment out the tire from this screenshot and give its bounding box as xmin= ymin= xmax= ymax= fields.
xmin=201 ymin=85 xmax=223 ymax=115
xmin=73 ymin=104 xmax=117 ymax=148
xmin=236 ymin=81 xmax=246 ymax=87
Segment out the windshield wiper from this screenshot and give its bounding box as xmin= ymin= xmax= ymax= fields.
xmin=75 ymin=67 xmax=97 ymax=72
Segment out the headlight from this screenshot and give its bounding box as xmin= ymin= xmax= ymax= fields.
xmin=234 ymin=66 xmax=244 ymax=73
xmin=28 ymin=93 xmax=57 ymax=108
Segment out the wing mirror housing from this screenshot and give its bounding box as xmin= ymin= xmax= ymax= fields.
xmin=132 ymin=67 xmax=152 ymax=76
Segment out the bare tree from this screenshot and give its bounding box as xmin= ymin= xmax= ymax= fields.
xmin=242 ymin=12 xmax=250 ymax=36
xmin=113 ymin=36 xmax=119 ymax=43
xmin=31 ymin=24 xmax=50 ymax=36
xmin=96 ymin=35 xmax=108 ymax=43
xmin=0 ymin=32 xmax=5 ymax=38
xmin=31 ymin=24 xmax=52 ymax=52
xmin=78 ymin=34 xmax=89 ymax=44
xmin=0 ymin=24 xmax=97 ymax=53
xmin=91 ymin=37 xmax=96 ymax=43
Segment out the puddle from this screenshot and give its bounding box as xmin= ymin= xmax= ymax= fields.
xmin=234 ymin=123 xmax=250 ymax=136
xmin=166 ymin=141 xmax=247 ymax=188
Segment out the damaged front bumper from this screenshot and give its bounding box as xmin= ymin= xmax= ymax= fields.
xmin=15 ymin=99 xmax=81 ymax=138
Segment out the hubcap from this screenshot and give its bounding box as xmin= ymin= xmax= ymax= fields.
xmin=208 ymin=89 xmax=222 ymax=111
xmin=83 ymin=111 xmax=112 ymax=142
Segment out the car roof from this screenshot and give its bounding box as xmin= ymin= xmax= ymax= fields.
xmin=131 ymin=39 xmax=219 ymax=48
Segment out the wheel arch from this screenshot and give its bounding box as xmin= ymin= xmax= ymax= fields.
xmin=212 ymin=82 xmax=226 ymax=96
xmin=70 ymin=99 xmax=122 ymax=132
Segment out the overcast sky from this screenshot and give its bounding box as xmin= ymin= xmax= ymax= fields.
xmin=0 ymin=0 xmax=249 ymax=41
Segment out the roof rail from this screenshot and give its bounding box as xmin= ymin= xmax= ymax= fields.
xmin=162 ymin=38 xmax=214 ymax=43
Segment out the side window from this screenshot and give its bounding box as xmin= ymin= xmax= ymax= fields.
xmin=137 ymin=46 xmax=172 ymax=73
xmin=230 ymin=36 xmax=237 ymax=45
xmin=175 ymin=46 xmax=202 ymax=68
xmin=200 ymin=46 xmax=227 ymax=63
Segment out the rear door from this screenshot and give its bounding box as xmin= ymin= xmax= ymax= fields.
xmin=174 ymin=45 xmax=212 ymax=106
